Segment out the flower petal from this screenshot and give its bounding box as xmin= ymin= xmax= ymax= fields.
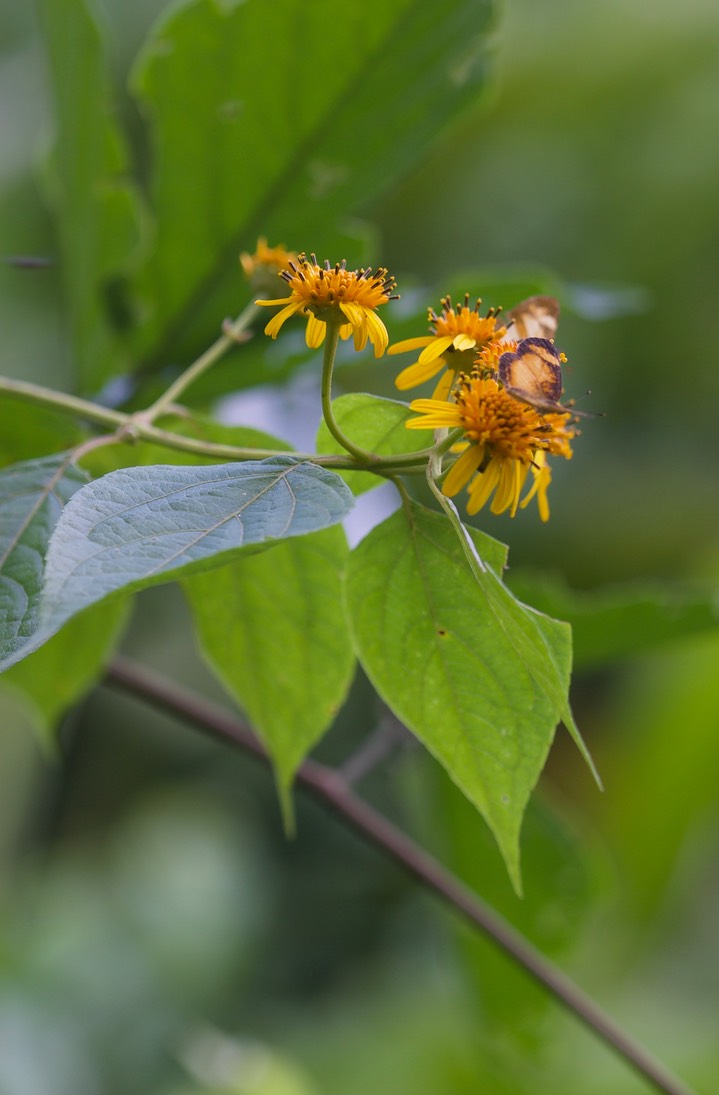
xmin=340 ymin=301 xmax=364 ymax=328
xmin=431 ymin=369 xmax=456 ymax=401
xmin=417 ymin=337 xmax=454 ymax=365
xmin=466 ymin=459 xmax=500 ymax=515
xmin=395 ymin=356 xmax=447 ymax=391
xmin=264 ymin=301 xmax=303 ymax=339
xmin=365 ymin=309 xmax=390 ymax=357
xmin=305 ymin=312 xmax=326 ymax=348
xmin=388 ymin=336 xmax=435 ymax=356
xmin=443 ymin=445 xmax=485 ymax=496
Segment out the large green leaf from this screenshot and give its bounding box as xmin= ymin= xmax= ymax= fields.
xmin=345 ymin=502 xmax=585 ymax=890
xmin=0 ymin=457 xmax=353 ymax=672
xmin=186 ymin=526 xmax=355 ymax=815
xmin=40 ymin=0 xmax=148 ymax=389
xmin=0 ymin=453 xmax=89 ymax=662
xmin=315 ymin=394 xmax=434 ymax=495
xmin=129 ymin=0 xmax=494 ymax=360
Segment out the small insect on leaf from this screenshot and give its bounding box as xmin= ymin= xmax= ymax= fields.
xmin=498 ymin=337 xmax=595 ymax=418
xmin=504 ymin=295 xmax=560 ymax=342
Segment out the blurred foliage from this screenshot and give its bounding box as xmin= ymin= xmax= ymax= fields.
xmin=0 ymin=0 xmax=718 ymax=1092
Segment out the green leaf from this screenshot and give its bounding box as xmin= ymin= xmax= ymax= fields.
xmin=0 ymin=458 xmax=353 ymax=671
xmin=0 ymin=599 xmax=130 ymax=741
xmin=345 ymin=502 xmax=583 ymax=890
xmin=508 ymin=570 xmax=719 ymax=669
xmin=186 ymin=527 xmax=355 ymax=816
xmin=40 ymin=0 xmax=148 ymax=389
xmin=0 ymin=453 xmax=89 ymax=662
xmin=315 ymin=394 xmax=434 ymax=495
xmin=129 ymin=0 xmax=494 ymax=359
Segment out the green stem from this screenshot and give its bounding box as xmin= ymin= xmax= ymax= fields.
xmin=141 ymin=301 xmax=260 ymax=423
xmin=320 ymin=322 xmax=380 ymax=463
xmin=0 ymin=376 xmax=129 ymax=429
xmin=319 ymin=323 xmax=463 ymax=471
xmin=426 ymin=451 xmax=489 ymax=578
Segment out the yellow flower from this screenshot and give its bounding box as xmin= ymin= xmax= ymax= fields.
xmin=240 ymin=237 xmax=297 ymax=293
xmin=389 ymin=294 xmax=507 ymax=400
xmin=256 ymin=253 xmax=398 ymax=357
xmin=406 ymin=370 xmax=575 ymax=521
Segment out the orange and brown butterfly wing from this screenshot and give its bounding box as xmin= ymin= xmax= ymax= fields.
xmin=498 ymin=337 xmax=566 ymax=413
xmin=504 ymin=295 xmax=560 ymax=342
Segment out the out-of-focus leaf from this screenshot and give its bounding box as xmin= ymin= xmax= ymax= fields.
xmin=315 ymin=394 xmax=433 ymax=496
xmin=0 ymin=599 xmax=130 ymax=740
xmin=416 ymin=763 xmax=605 ymax=1041
xmin=345 ymin=502 xmax=589 ymax=890
xmin=0 ymin=403 xmax=85 ymax=468
xmin=186 ymin=526 xmax=355 ymax=816
xmin=0 ymin=458 xmax=353 ymax=671
xmin=0 ymin=453 xmax=88 ymax=662
xmin=129 ymin=0 xmax=494 ymax=360
xmin=604 ymin=632 xmax=719 ymax=918
xmin=508 ymin=570 xmax=719 ymax=668
xmin=39 ymin=0 xmax=148 ymax=389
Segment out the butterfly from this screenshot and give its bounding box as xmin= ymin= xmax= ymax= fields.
xmin=498 ymin=336 xmax=595 ymax=417
xmin=503 ymin=295 xmax=560 ymax=342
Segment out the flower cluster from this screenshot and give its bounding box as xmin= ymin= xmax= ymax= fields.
xmin=406 ymin=368 xmax=575 ymax=522
xmin=254 ymin=240 xmax=582 ymax=522
xmin=393 ymin=290 xmax=577 ymax=520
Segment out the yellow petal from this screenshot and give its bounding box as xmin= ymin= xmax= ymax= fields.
xmin=388 ymin=336 xmax=434 ymax=356
xmin=365 ymin=309 xmax=390 ymax=357
xmin=340 ymin=301 xmax=364 ymax=328
xmin=431 ymin=369 xmax=456 ymax=401
xmin=264 ymin=301 xmax=303 ymax=339
xmin=453 ymin=334 xmax=477 ymax=352
xmin=255 ymin=295 xmax=295 ymax=306
xmin=442 ymin=445 xmax=484 ymax=496
xmin=466 ymin=459 xmax=500 ymax=515
xmin=305 ymin=312 xmax=326 ymax=348
xmin=418 ymin=336 xmax=454 ymax=365
xmin=394 ymin=356 xmax=447 ymax=391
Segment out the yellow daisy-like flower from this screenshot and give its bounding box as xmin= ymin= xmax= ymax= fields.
xmin=389 ymin=295 xmax=506 ymax=400
xmin=406 ymin=370 xmax=575 ymax=521
xmin=256 ymin=253 xmax=398 ymax=358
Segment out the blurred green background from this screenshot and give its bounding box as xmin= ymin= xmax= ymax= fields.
xmin=1 ymin=0 xmax=718 ymax=1092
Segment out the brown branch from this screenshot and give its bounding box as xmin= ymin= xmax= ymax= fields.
xmin=105 ymin=655 xmax=699 ymax=1095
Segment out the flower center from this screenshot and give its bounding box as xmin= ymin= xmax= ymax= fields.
xmin=430 ymin=295 xmax=506 ymax=347
xmin=280 ymin=253 xmax=397 ymax=314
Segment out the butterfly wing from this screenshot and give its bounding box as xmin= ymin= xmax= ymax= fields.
xmin=498 ymin=337 xmax=566 ymax=413
xmin=504 ymin=295 xmax=560 ymax=342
